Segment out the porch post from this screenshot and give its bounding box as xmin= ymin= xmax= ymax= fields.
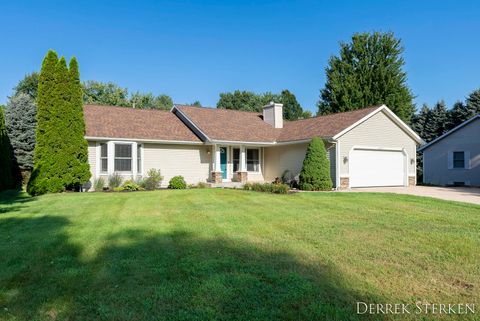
xmin=211 ymin=144 xmax=222 ymax=183
xmin=107 ymin=141 xmax=115 ymax=175
xmin=132 ymin=142 xmax=138 ymax=179
xmin=237 ymin=145 xmax=248 ymax=183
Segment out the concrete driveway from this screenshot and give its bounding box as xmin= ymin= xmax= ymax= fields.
xmin=347 ymin=186 xmax=480 ymax=205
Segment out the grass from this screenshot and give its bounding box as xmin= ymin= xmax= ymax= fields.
xmin=0 ymin=189 xmax=479 ymax=321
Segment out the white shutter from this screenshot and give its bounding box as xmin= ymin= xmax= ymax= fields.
xmin=465 ymin=151 xmax=471 ymax=169
xmin=447 ymin=152 xmax=453 ymax=169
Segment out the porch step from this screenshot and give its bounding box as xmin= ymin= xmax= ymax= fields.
xmin=207 ymin=182 xmax=245 ymax=189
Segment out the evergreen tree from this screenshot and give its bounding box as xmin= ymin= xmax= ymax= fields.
xmin=0 ymin=108 xmax=19 ymax=191
xmin=465 ymin=88 xmax=480 ymax=117
xmin=299 ymin=137 xmax=332 ymax=191
xmin=411 ymin=104 xmax=429 ymax=139
xmin=27 ymin=51 xmax=90 ymax=195
xmin=278 ymin=89 xmax=303 ymax=120
xmin=65 ymin=57 xmax=91 ymax=189
xmin=424 ymin=101 xmax=448 ymax=141
xmin=448 ymin=101 xmax=469 ymax=129
xmin=5 ymin=93 xmax=37 ymax=171
xmin=318 ymin=32 xmax=415 ymax=123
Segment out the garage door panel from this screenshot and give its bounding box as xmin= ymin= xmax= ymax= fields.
xmin=350 ymin=149 xmax=405 ymax=187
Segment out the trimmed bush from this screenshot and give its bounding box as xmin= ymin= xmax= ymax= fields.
xmin=299 ymin=137 xmax=332 ymax=191
xmin=243 ymin=182 xmax=289 ymax=194
xmin=94 ymin=177 xmax=105 ymax=191
xmin=144 ymin=168 xmax=163 ymax=190
xmin=108 ymin=173 xmax=123 ymax=189
xmin=168 ymin=176 xmax=187 ymax=189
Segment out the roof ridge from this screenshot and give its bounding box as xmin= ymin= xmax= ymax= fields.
xmin=175 ymin=104 xmax=262 ymax=115
xmin=84 ymin=104 xmax=172 ymax=113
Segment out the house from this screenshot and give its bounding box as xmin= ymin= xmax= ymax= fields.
xmin=84 ymin=103 xmax=423 ymax=189
xmin=419 ymin=115 xmax=480 ymax=186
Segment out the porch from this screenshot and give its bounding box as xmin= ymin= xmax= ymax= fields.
xmin=209 ymin=144 xmax=266 ymax=184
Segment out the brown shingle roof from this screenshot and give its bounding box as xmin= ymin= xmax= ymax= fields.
xmin=175 ymin=105 xmax=280 ymax=142
xmin=277 ymin=106 xmax=381 ymax=142
xmin=84 ymin=105 xmax=201 ymax=142
xmin=175 ymin=104 xmax=380 ymax=143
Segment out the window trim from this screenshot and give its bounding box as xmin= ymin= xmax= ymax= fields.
xmin=246 ymin=148 xmax=260 ymax=173
xmin=453 ymin=151 xmax=465 ymax=169
xmin=114 ymin=143 xmax=133 ymax=173
xmin=100 ymin=143 xmax=108 ymax=173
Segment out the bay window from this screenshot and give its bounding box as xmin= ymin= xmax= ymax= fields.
xmin=114 ymin=144 xmax=132 ymax=172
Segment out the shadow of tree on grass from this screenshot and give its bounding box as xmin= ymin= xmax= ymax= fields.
xmin=0 ymin=216 xmax=386 ymax=321
xmin=0 ymin=190 xmax=35 ymax=215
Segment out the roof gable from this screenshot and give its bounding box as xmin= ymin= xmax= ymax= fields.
xmin=419 ymin=114 xmax=480 ymax=151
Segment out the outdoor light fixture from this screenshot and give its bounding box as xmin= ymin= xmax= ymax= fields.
xmin=343 ymin=156 xmax=348 ymax=163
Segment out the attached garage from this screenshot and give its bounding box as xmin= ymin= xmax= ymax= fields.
xmin=349 ymin=148 xmax=407 ymax=187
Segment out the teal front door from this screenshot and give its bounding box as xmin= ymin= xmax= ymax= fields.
xmin=220 ymin=147 xmax=227 ymax=179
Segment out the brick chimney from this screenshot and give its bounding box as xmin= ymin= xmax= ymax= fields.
xmin=262 ymin=102 xmax=283 ymax=128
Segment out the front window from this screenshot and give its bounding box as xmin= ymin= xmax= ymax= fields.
xmin=453 ymin=151 xmax=465 ymax=169
xmin=247 ymin=148 xmax=260 ymax=172
xmin=100 ymin=143 xmax=108 ymax=173
xmin=233 ymin=148 xmax=240 ymax=172
xmin=114 ymin=144 xmax=132 ymax=172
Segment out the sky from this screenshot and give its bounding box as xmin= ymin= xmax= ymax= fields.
xmin=0 ymin=0 xmax=479 ymax=113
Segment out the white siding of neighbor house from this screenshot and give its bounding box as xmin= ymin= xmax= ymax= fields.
xmin=87 ymin=142 xmax=97 ymax=187
xmin=423 ymin=118 xmax=480 ymax=186
xmin=338 ymin=110 xmax=417 ymax=178
xmin=264 ymin=142 xmax=336 ymax=187
xmin=143 ymin=143 xmax=211 ymax=187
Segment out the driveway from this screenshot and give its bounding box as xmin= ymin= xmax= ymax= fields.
xmin=346 ymin=186 xmax=480 ymax=205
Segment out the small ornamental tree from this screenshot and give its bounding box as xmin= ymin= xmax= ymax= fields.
xmin=299 ymin=137 xmax=332 ymax=191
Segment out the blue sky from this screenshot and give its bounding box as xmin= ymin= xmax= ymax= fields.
xmin=0 ymin=0 xmax=479 ymax=113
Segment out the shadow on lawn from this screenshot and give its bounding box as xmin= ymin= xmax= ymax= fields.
xmin=0 ymin=216 xmax=387 ymax=321
xmin=0 ymin=190 xmax=35 ymax=215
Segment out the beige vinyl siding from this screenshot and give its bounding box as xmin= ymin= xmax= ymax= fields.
xmin=264 ymin=143 xmax=308 ymax=182
xmin=264 ymin=142 xmax=335 ymax=186
xmin=143 ymin=143 xmax=211 ymax=187
xmin=423 ymin=118 xmax=480 ymax=186
xmin=338 ymin=110 xmax=417 ymax=177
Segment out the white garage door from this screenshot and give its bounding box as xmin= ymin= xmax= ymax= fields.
xmin=349 ymin=149 xmax=405 ymax=187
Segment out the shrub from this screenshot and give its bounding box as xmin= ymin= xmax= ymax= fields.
xmin=144 ymin=168 xmax=163 ymax=190
xmin=243 ymin=182 xmax=289 ymax=194
xmin=94 ymin=177 xmax=106 ymax=191
xmin=108 ymin=172 xmax=123 ymax=189
xmin=299 ymin=137 xmax=332 ymax=191
xmin=196 ymin=182 xmax=209 ymax=189
xmin=120 ymin=179 xmax=141 ymax=191
xmin=168 ymin=176 xmax=187 ymax=189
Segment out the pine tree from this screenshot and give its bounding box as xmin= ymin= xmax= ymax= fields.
xmin=449 ymin=101 xmax=469 ymax=129
xmin=465 ymin=89 xmax=480 ymax=117
xmin=424 ymin=101 xmax=448 ymax=141
xmin=0 ymin=108 xmax=19 ymax=191
xmin=5 ymin=93 xmax=37 ymax=171
xmin=299 ymin=137 xmax=332 ymax=191
xmin=411 ymin=104 xmax=429 ymax=139
xmin=318 ymin=32 xmax=415 ymax=123
xmin=279 ymin=90 xmax=303 ymax=120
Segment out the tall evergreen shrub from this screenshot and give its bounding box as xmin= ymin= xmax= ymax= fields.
xmin=299 ymin=137 xmax=332 ymax=191
xmin=0 ymin=108 xmax=19 ymax=191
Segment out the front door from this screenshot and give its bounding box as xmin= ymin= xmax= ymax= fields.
xmin=220 ymin=147 xmax=227 ymax=179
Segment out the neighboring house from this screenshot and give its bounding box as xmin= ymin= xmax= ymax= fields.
xmin=84 ymin=103 xmax=423 ymax=189
xmin=419 ymin=115 xmax=480 ymax=186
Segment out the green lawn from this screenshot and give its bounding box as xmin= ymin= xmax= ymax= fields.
xmin=0 ymin=189 xmax=479 ymax=321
